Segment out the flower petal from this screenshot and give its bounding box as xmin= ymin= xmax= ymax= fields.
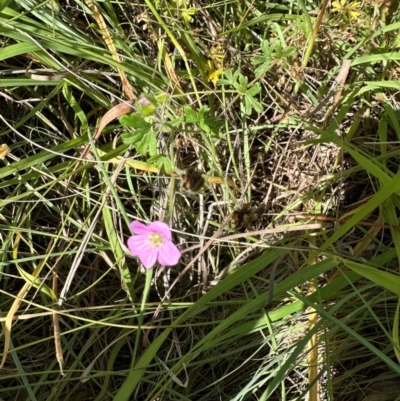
xmin=127 ymin=235 xmax=158 ymax=268
xmin=139 ymin=247 xmax=159 ymax=269
xmin=130 ymin=221 xmax=151 ymax=235
xmin=127 ymin=234 xmax=149 ymax=255
xmin=147 ymin=221 xmax=172 ymax=240
xmin=157 ymin=240 xmax=181 ymax=266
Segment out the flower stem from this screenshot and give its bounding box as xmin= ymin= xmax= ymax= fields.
xmin=131 ymin=268 xmax=153 ymax=367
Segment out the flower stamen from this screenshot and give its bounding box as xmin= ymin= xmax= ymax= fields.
xmin=149 ymin=233 xmax=163 ymax=247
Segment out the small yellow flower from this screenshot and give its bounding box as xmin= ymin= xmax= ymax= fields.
xmin=331 ymin=0 xmax=361 ymax=21
xmin=208 ymin=68 xmax=224 ymax=85
xmin=331 ymin=0 xmax=345 ymax=12
xmin=203 ymin=45 xmax=225 ymax=84
xmin=181 ymin=7 xmax=196 ymax=23
xmin=176 ymin=0 xmax=196 ymax=23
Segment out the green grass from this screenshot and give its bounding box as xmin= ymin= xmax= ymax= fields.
xmin=1 ymin=0 xmax=400 ymax=400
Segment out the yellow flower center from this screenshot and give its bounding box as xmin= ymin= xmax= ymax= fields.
xmin=149 ymin=233 xmax=163 ymax=247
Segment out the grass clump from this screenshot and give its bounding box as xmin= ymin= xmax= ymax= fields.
xmin=1 ymin=0 xmax=400 ymax=400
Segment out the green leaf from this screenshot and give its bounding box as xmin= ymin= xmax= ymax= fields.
xmin=338 ymin=257 xmax=400 ymax=296
xmin=17 ymin=266 xmax=58 ymax=301
xmin=137 ymin=129 xmax=157 ymax=156
xmin=282 ymin=46 xmax=296 ymax=58
xmin=197 ymin=106 xmax=210 ymax=120
xmin=181 ymin=105 xmax=222 ymax=138
xmin=148 ymin=154 xmax=173 ymax=174
xmin=246 ymin=83 xmax=261 ymax=96
xmin=121 ymin=128 xmax=147 ymax=145
xmin=183 ymin=106 xmax=198 ymax=123
xmin=254 ymin=64 xmax=269 ymax=78
xmin=248 ymin=97 xmax=263 ymax=113
xmin=169 ymin=115 xmax=185 ymax=127
xmin=251 ymin=55 xmax=269 ymax=66
xmin=224 ymin=68 xmax=233 ymax=82
xmin=261 ymin=40 xmax=272 ymax=57
xmin=237 ymin=75 xmax=248 ymax=92
xmin=394 ymin=300 xmax=400 ymax=362
xmin=120 ymin=114 xmax=150 ymax=130
xmin=204 ymin=117 xmax=223 ymax=132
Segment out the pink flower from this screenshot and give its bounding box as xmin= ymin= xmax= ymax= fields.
xmin=138 ymin=96 xmax=151 ymax=105
xmin=136 ymin=94 xmax=157 ymax=116
xmin=127 ymin=221 xmax=181 ymax=269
